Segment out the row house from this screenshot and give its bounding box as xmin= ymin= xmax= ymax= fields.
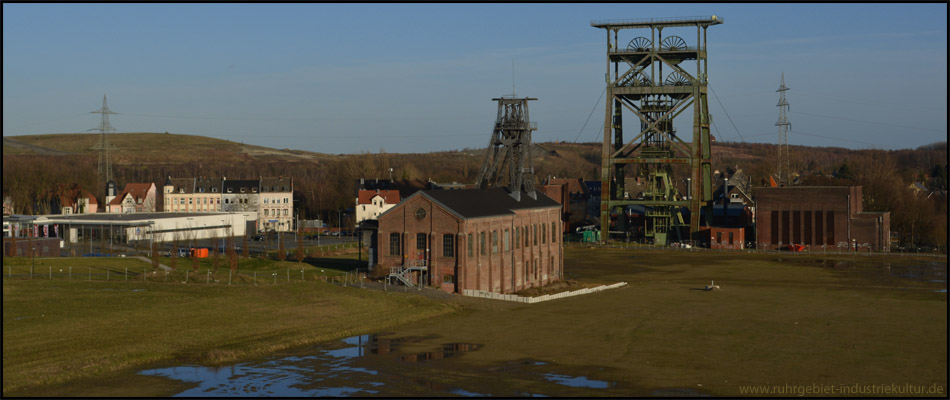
xmin=163 ymin=177 xmax=222 ymax=213
xmin=107 ymin=183 xmax=157 ymax=213
xmin=259 ymin=177 xmax=294 ymax=232
xmin=59 ymin=188 xmax=98 ymax=215
xmin=162 ymin=176 xmax=293 ymax=232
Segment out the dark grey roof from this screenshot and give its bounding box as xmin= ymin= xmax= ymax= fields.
xmin=422 ymin=188 xmax=560 ymax=219
xmin=223 ymin=179 xmax=259 ymax=193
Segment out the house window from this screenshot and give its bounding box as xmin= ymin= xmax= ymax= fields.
xmin=552 ymin=222 xmax=557 ymax=242
xmin=389 ymin=233 xmax=400 ymax=255
xmin=443 ymin=274 xmax=455 ymax=284
xmin=480 ymin=232 xmax=486 ymax=255
xmin=362 ymin=205 xmax=366 ymax=211
xmin=729 ymin=232 xmax=734 ymax=245
xmin=716 ymin=232 xmax=722 ymax=244
xmin=284 ymin=198 xmax=288 ymax=204
xmin=504 ymin=229 xmax=510 ymax=252
xmin=533 ymin=224 xmax=538 ymax=246
xmin=514 ymin=227 xmax=520 ymax=249
xmin=467 ymin=233 xmax=473 ymax=257
xmin=416 ymin=233 xmax=427 ymax=251
xmin=283 ymin=209 xmax=288 ymax=216
xmin=265 ymin=209 xmax=269 ymax=216
xmin=188 ymin=198 xmax=193 ymax=205
xmin=542 ymin=223 xmax=546 ymax=244
xmin=443 ymin=234 xmax=454 ymax=257
xmin=491 ymin=231 xmax=498 ymax=254
xmin=524 ymin=225 xmax=529 ymax=247
xmin=227 ymin=188 xmax=232 ymax=193
xmin=264 ymin=198 xmax=268 ymax=204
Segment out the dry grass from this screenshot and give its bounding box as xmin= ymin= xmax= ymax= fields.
xmin=2 ymin=264 xmax=458 ymax=396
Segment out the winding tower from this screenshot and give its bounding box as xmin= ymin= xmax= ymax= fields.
xmin=591 ymin=16 xmax=722 ymax=245
xmin=475 ymin=96 xmax=539 ymax=201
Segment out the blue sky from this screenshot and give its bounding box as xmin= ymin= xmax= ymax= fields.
xmin=3 ymin=3 xmax=946 ymax=154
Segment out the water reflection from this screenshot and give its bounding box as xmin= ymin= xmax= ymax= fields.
xmin=139 ymin=334 xmax=481 ymax=397
xmin=543 ymin=373 xmax=614 ymax=389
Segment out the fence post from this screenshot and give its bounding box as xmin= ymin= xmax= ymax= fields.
xmin=125 ymin=267 xmax=128 ymax=281
xmin=229 ymin=270 xmax=232 ymax=286
xmin=70 ymin=266 xmax=72 ymax=280
xmin=143 ymin=267 xmax=146 ymax=282
xmin=165 ymin=271 xmax=168 ymax=281
xmin=8 ymin=266 xmax=11 ymax=278
xmin=274 ymin=272 xmax=277 ymax=285
xmin=301 ymin=269 xmax=304 ymax=281
xmin=89 ymin=267 xmax=91 ymax=281
xmin=207 ymin=271 xmax=210 ymax=284
xmin=254 ymin=271 xmax=257 ymax=286
xmin=49 ymin=266 xmax=52 ymax=280
xmin=287 ymin=268 xmax=289 ymax=283
xmin=185 ymin=269 xmax=188 ymax=283
xmin=107 ymin=269 xmax=110 ymax=281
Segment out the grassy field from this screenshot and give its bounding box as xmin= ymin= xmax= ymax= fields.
xmin=361 ymin=247 xmax=948 ymax=396
xmin=1 ymin=256 xmax=458 ymax=396
xmin=3 ymin=249 xmax=946 ymax=396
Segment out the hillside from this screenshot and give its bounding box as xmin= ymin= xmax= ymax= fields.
xmin=3 ymin=133 xmax=946 ymax=250
xmin=3 ymin=133 xmax=338 ymax=164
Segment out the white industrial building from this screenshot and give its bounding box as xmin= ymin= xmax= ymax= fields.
xmin=31 ymin=212 xmax=253 ymax=244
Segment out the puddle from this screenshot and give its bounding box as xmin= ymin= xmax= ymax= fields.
xmin=449 ymin=388 xmax=487 ymax=396
xmin=140 ymin=333 xmax=482 ymax=396
xmin=543 ymin=373 xmax=615 ymax=389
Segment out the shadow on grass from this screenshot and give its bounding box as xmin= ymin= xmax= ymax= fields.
xmin=300 ymin=256 xmax=366 ymax=272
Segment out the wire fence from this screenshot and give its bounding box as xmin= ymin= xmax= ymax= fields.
xmin=2 ymin=264 xmax=371 ymax=288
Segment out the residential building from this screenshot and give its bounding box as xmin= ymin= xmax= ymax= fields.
xmin=222 ymin=179 xmax=260 ymax=213
xmin=375 ymin=188 xmax=563 ymax=295
xmin=107 ymin=183 xmax=157 ymax=213
xmin=163 ymin=177 xmax=196 ymax=212
xmin=259 ymin=176 xmax=293 ymax=232
xmin=355 ymin=189 xmax=400 ymax=226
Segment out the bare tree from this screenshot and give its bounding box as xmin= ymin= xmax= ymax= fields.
xmin=210 ymin=235 xmax=220 ymax=273
xmin=296 ymin=223 xmax=304 ymax=261
xmin=170 ymin=232 xmax=180 ymax=270
xmin=242 ymin=232 xmax=249 ymax=258
xmin=191 ymin=233 xmax=200 ymax=272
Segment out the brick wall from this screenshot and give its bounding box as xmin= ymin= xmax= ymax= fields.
xmin=377 ymin=194 xmax=563 ymax=294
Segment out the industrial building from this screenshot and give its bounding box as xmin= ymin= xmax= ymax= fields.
xmin=26 ymin=212 xmax=252 ymax=245
xmin=754 ymin=186 xmax=890 ymax=252
xmin=374 ymin=188 xmax=563 ymax=294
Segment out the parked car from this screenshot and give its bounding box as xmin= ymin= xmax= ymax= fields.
xmin=784 ymin=244 xmax=805 ymax=252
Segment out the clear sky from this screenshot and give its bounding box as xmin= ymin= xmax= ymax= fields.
xmin=3 ymin=3 xmax=947 ymax=154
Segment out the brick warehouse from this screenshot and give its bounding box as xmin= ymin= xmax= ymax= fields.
xmin=375 ymin=188 xmax=563 ymax=294
xmin=755 ymin=186 xmax=890 ymax=252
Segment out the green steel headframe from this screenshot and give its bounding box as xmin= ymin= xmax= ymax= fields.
xmin=591 ymin=16 xmax=722 ymax=244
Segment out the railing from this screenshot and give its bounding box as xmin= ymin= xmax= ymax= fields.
xmin=388 ymin=266 xmax=414 ymax=287
xmin=591 ymin=16 xmax=723 ymax=26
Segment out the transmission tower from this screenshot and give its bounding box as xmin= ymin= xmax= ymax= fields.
xmin=775 ymin=73 xmax=791 ymax=185
xmin=475 ymin=96 xmax=538 ymax=201
xmin=592 ymin=16 xmax=722 ymax=245
xmin=89 ymin=94 xmax=118 ymax=183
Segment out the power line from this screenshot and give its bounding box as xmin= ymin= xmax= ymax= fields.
xmin=789 ymin=110 xmax=942 ymax=132
xmin=573 ymin=86 xmax=606 ymax=143
xmin=708 ymin=83 xmax=746 ymax=142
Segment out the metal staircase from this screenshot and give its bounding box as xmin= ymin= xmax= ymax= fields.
xmin=388 ymin=260 xmax=428 ymax=287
